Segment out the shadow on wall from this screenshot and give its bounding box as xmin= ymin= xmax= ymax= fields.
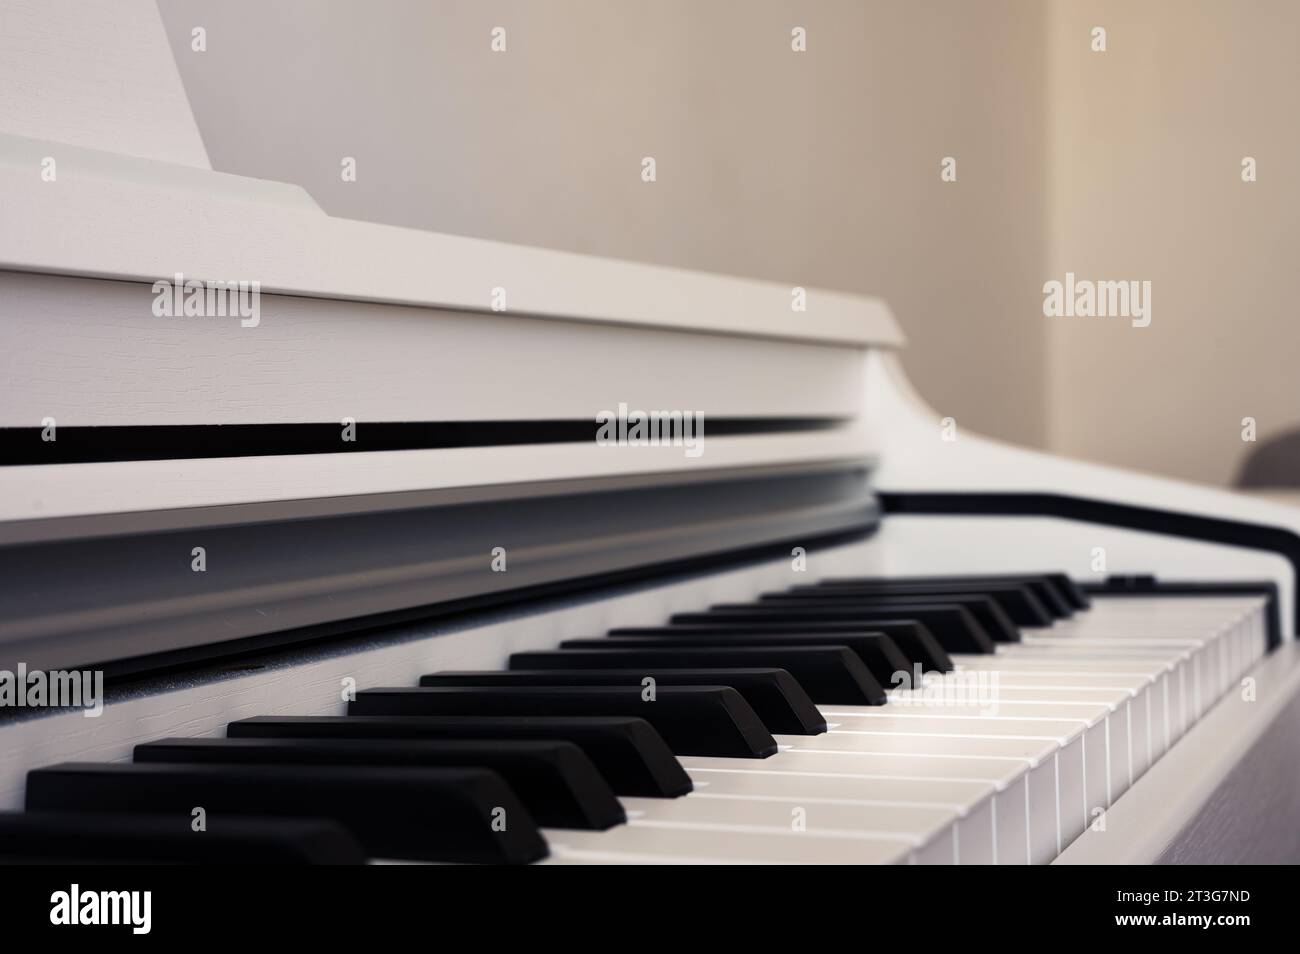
xmin=1237 ymin=431 xmax=1300 ymax=489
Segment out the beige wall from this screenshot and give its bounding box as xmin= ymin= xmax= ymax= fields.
xmin=160 ymin=0 xmax=1050 ymax=448
xmin=159 ymin=0 xmax=1298 ymax=486
xmin=1045 ymin=0 xmax=1300 ymax=486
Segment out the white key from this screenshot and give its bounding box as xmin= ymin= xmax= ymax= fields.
xmin=539 ymin=594 xmax=1272 ymax=865
xmin=851 ymin=700 xmax=1115 ymax=811
xmin=782 ymin=732 xmax=1065 ymax=862
xmin=952 ymin=658 xmax=1171 ymax=767
xmin=541 ymin=819 xmax=915 ymax=865
xmin=682 ymin=750 xmax=1032 ymax=864
xmin=683 ymin=765 xmax=998 ymax=863
xmin=622 ymin=795 xmax=960 ymax=861
xmin=925 ymin=686 xmax=1135 ymax=791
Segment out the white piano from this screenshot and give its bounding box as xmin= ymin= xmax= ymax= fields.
xmin=2 ymin=0 xmax=1299 ymax=865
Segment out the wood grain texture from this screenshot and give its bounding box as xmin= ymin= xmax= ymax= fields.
xmin=0 ymin=271 xmax=865 ymax=427
xmin=1156 ymin=684 xmax=1300 ymax=864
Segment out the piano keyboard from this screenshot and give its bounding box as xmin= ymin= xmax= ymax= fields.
xmin=1 ymin=572 xmax=1271 ymax=865
xmin=5 ymin=0 xmax=1298 ymax=875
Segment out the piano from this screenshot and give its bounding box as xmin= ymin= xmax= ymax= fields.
xmin=2 ymin=0 xmax=1299 ymax=866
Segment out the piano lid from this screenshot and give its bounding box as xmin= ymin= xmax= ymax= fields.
xmin=0 ymin=129 xmax=903 ymax=349
xmin=0 ymin=0 xmax=901 ymax=349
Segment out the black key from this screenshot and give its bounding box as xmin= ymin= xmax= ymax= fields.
xmin=1046 ymin=573 xmax=1091 ymax=609
xmin=743 ymin=595 xmax=1020 ymax=643
xmin=776 ymin=582 xmax=1054 ymax=626
xmin=134 ymin=737 xmax=623 ymax=831
xmin=0 ymin=811 xmax=364 ymax=864
xmin=423 ymin=669 xmax=825 ymax=735
xmin=555 ymin=634 xmax=908 ymax=692
xmin=674 ymin=605 xmax=996 ymax=654
xmin=611 ymin=622 xmax=953 ymax=673
xmin=26 ymin=762 xmax=547 ymax=864
xmin=998 ymin=578 xmax=1072 ymax=617
xmin=821 ymin=574 xmax=1085 ymax=613
xmin=999 ymin=579 xmax=1071 ymax=618
xmin=808 ymin=575 xmax=1071 ymax=620
xmin=518 ymin=645 xmax=886 ymax=706
xmin=1099 ymin=573 xmax=1158 ymax=591
xmin=350 ymin=686 xmax=777 ymax=759
xmin=228 ymin=715 xmax=690 ymax=797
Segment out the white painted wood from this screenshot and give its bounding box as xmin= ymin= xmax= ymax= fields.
xmin=0 ymin=133 xmax=902 ymax=348
xmin=816 ymin=513 xmax=1291 ymax=614
xmin=0 ymin=132 xmax=310 ymax=209
xmin=0 ymin=270 xmax=865 ymax=427
xmin=0 ymin=0 xmax=209 ymax=168
xmin=0 ymin=269 xmax=875 ymax=526
xmin=0 ymin=436 xmax=870 ymax=529
xmin=867 ymin=349 xmax=1300 ymax=638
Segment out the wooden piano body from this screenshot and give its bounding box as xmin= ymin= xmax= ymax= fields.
xmin=1 ymin=0 xmax=1298 ymax=864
